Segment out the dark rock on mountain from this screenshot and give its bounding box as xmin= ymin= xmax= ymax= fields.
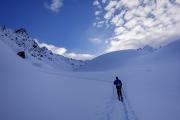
xmin=0 ymin=26 xmax=84 ymax=71
xmin=15 ymin=28 xmax=28 ymax=37
xmin=17 ymin=51 xmax=26 ymax=59
xmin=0 ymin=25 xmax=6 ymax=31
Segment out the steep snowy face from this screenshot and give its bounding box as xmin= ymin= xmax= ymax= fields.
xmin=0 ymin=26 xmax=83 ymax=71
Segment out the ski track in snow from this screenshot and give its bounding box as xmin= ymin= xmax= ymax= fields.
xmin=40 ymin=68 xmax=138 ymax=120
xmin=93 ymin=89 xmax=126 ymax=120
xmin=45 ymin=69 xmax=137 ymax=120
xmin=40 ymin=68 xmax=136 ymax=120
xmin=122 ymin=91 xmax=138 ymax=120
xmin=112 ymin=85 xmax=138 ymax=120
xmin=94 ymin=85 xmax=138 ymax=120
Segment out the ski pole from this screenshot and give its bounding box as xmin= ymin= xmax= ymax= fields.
xmin=112 ymin=85 xmax=114 ymax=98
xmin=113 ymin=85 xmax=117 ymax=99
xmin=122 ymin=86 xmax=126 ymax=99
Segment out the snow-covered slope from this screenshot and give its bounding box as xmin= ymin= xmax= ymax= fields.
xmin=0 ymin=38 xmax=122 ymax=120
xmin=113 ymin=40 xmax=180 ymax=120
xmin=80 ymin=50 xmax=140 ymax=71
xmin=0 ymin=25 xmax=180 ymax=120
xmin=80 ymin=45 xmax=155 ymax=71
xmin=80 ymin=39 xmax=180 ymax=120
xmin=0 ymin=26 xmax=83 ymax=71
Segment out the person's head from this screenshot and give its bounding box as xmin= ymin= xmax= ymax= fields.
xmin=116 ymin=76 xmax=119 ymax=80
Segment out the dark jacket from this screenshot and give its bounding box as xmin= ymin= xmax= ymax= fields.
xmin=114 ymin=79 xmax=122 ymax=89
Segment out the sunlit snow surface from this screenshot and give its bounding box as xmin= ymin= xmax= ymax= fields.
xmin=0 ymin=37 xmax=180 ymax=120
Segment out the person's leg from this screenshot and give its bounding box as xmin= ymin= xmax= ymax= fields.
xmin=119 ymin=89 xmax=123 ymax=101
xmin=117 ymin=89 xmax=121 ymax=101
xmin=116 ymin=89 xmax=120 ymax=100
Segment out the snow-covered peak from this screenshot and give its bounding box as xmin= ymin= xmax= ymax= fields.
xmin=142 ymin=45 xmax=155 ymax=52
xmin=15 ymin=28 xmax=28 ymax=37
xmin=0 ymin=26 xmax=83 ymax=71
xmin=137 ymin=45 xmax=155 ymax=52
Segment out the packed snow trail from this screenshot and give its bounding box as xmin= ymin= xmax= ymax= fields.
xmin=43 ymin=67 xmax=141 ymax=120
xmin=42 ymin=69 xmax=136 ymax=120
xmin=93 ymin=84 xmax=128 ymax=120
xmin=121 ymin=88 xmax=138 ymax=120
xmin=40 ymin=68 xmax=139 ymax=120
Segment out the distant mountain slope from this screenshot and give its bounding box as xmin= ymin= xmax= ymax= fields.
xmin=80 ymin=45 xmax=155 ymax=71
xmin=0 ymin=26 xmax=83 ymax=71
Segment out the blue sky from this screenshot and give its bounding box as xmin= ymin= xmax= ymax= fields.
xmin=0 ymin=0 xmax=111 ymax=59
xmin=0 ymin=0 xmax=180 ymax=60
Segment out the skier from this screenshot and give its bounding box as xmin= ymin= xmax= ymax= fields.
xmin=113 ymin=76 xmax=123 ymax=101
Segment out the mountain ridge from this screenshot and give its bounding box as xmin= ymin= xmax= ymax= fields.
xmin=0 ymin=26 xmax=83 ymax=71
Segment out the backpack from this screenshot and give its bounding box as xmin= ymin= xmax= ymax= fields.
xmin=114 ymin=80 xmax=122 ymax=86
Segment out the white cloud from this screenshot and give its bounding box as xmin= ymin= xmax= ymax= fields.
xmin=102 ymin=0 xmax=107 ymax=4
xmin=89 ymin=38 xmax=102 ymax=44
xmin=93 ymin=21 xmax=105 ymax=28
xmin=111 ymin=14 xmax=124 ymax=26
xmin=93 ymin=0 xmax=100 ymax=6
xmin=114 ymin=27 xmax=126 ymax=35
xmin=104 ymin=8 xmax=115 ymax=20
xmin=36 ymin=41 xmax=94 ymax=60
xmin=120 ymin=0 xmax=139 ymax=8
xmin=93 ymin=0 xmax=102 ymax=9
xmin=93 ymin=0 xmax=180 ymax=52
xmin=37 ymin=42 xmax=67 ymax=55
xmin=105 ymin=1 xmax=117 ymax=11
xmin=45 ymin=0 xmax=63 ymax=13
xmin=175 ymin=0 xmax=180 ymax=4
xmin=65 ymin=53 xmax=94 ymax=60
xmin=95 ymin=11 xmax=102 ymax=16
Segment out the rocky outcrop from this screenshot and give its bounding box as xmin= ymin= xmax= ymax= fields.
xmin=17 ymin=51 xmax=25 ymax=59
xmin=15 ymin=28 xmax=28 ymax=37
xmin=0 ymin=26 xmax=84 ymax=71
